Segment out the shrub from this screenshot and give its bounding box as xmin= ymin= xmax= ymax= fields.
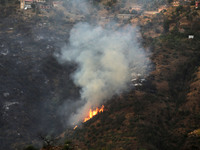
xmin=63 ymin=140 xmax=73 ymax=150
xmin=163 ymin=19 xmax=170 ymax=33
xmin=23 ymin=145 xmax=38 ymax=150
xmin=176 ymin=5 xmax=184 ymax=13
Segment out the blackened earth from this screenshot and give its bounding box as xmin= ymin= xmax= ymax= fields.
xmin=0 ymin=12 xmax=80 ymax=150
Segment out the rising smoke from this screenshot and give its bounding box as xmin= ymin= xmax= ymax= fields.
xmin=56 ymin=22 xmax=150 ymax=125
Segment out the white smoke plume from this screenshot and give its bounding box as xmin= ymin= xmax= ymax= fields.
xmin=56 ymin=22 xmax=150 ymax=125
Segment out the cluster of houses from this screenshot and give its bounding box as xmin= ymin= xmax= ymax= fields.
xmin=19 ymin=0 xmax=62 ymax=10
xmin=19 ymin=0 xmax=200 ymax=12
xmin=173 ymin=0 xmax=200 ymax=9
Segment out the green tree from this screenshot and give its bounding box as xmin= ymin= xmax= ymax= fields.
xmin=23 ymin=145 xmax=38 ymax=150
xmin=63 ymin=140 xmax=74 ymax=150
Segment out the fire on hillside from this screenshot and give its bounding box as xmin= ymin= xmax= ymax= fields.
xmin=84 ymin=105 xmax=104 ymax=122
xmin=73 ymin=105 xmax=105 ymax=130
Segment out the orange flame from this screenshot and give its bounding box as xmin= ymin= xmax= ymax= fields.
xmin=73 ymin=125 xmax=78 ymax=130
xmin=84 ymin=105 xmax=104 ymax=122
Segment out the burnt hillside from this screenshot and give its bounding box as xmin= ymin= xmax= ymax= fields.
xmin=0 ymin=5 xmax=80 ymax=150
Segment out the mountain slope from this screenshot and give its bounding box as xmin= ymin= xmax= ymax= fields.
xmin=64 ymin=4 xmax=200 ymax=150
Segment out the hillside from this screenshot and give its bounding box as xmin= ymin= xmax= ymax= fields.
xmin=0 ymin=0 xmax=200 ymax=150
xmin=61 ymin=3 xmax=200 ymax=150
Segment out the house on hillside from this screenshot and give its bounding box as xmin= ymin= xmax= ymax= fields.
xmin=173 ymin=1 xmax=180 ymax=7
xmin=196 ymin=0 xmax=200 ymax=9
xmin=172 ymin=0 xmax=191 ymax=7
xmin=20 ymin=0 xmax=35 ymax=9
xmin=20 ymin=0 xmax=48 ymax=9
xmin=52 ymin=1 xmax=63 ymax=7
xmin=117 ymin=14 xmax=132 ymax=20
xmin=20 ymin=0 xmax=24 ymax=9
